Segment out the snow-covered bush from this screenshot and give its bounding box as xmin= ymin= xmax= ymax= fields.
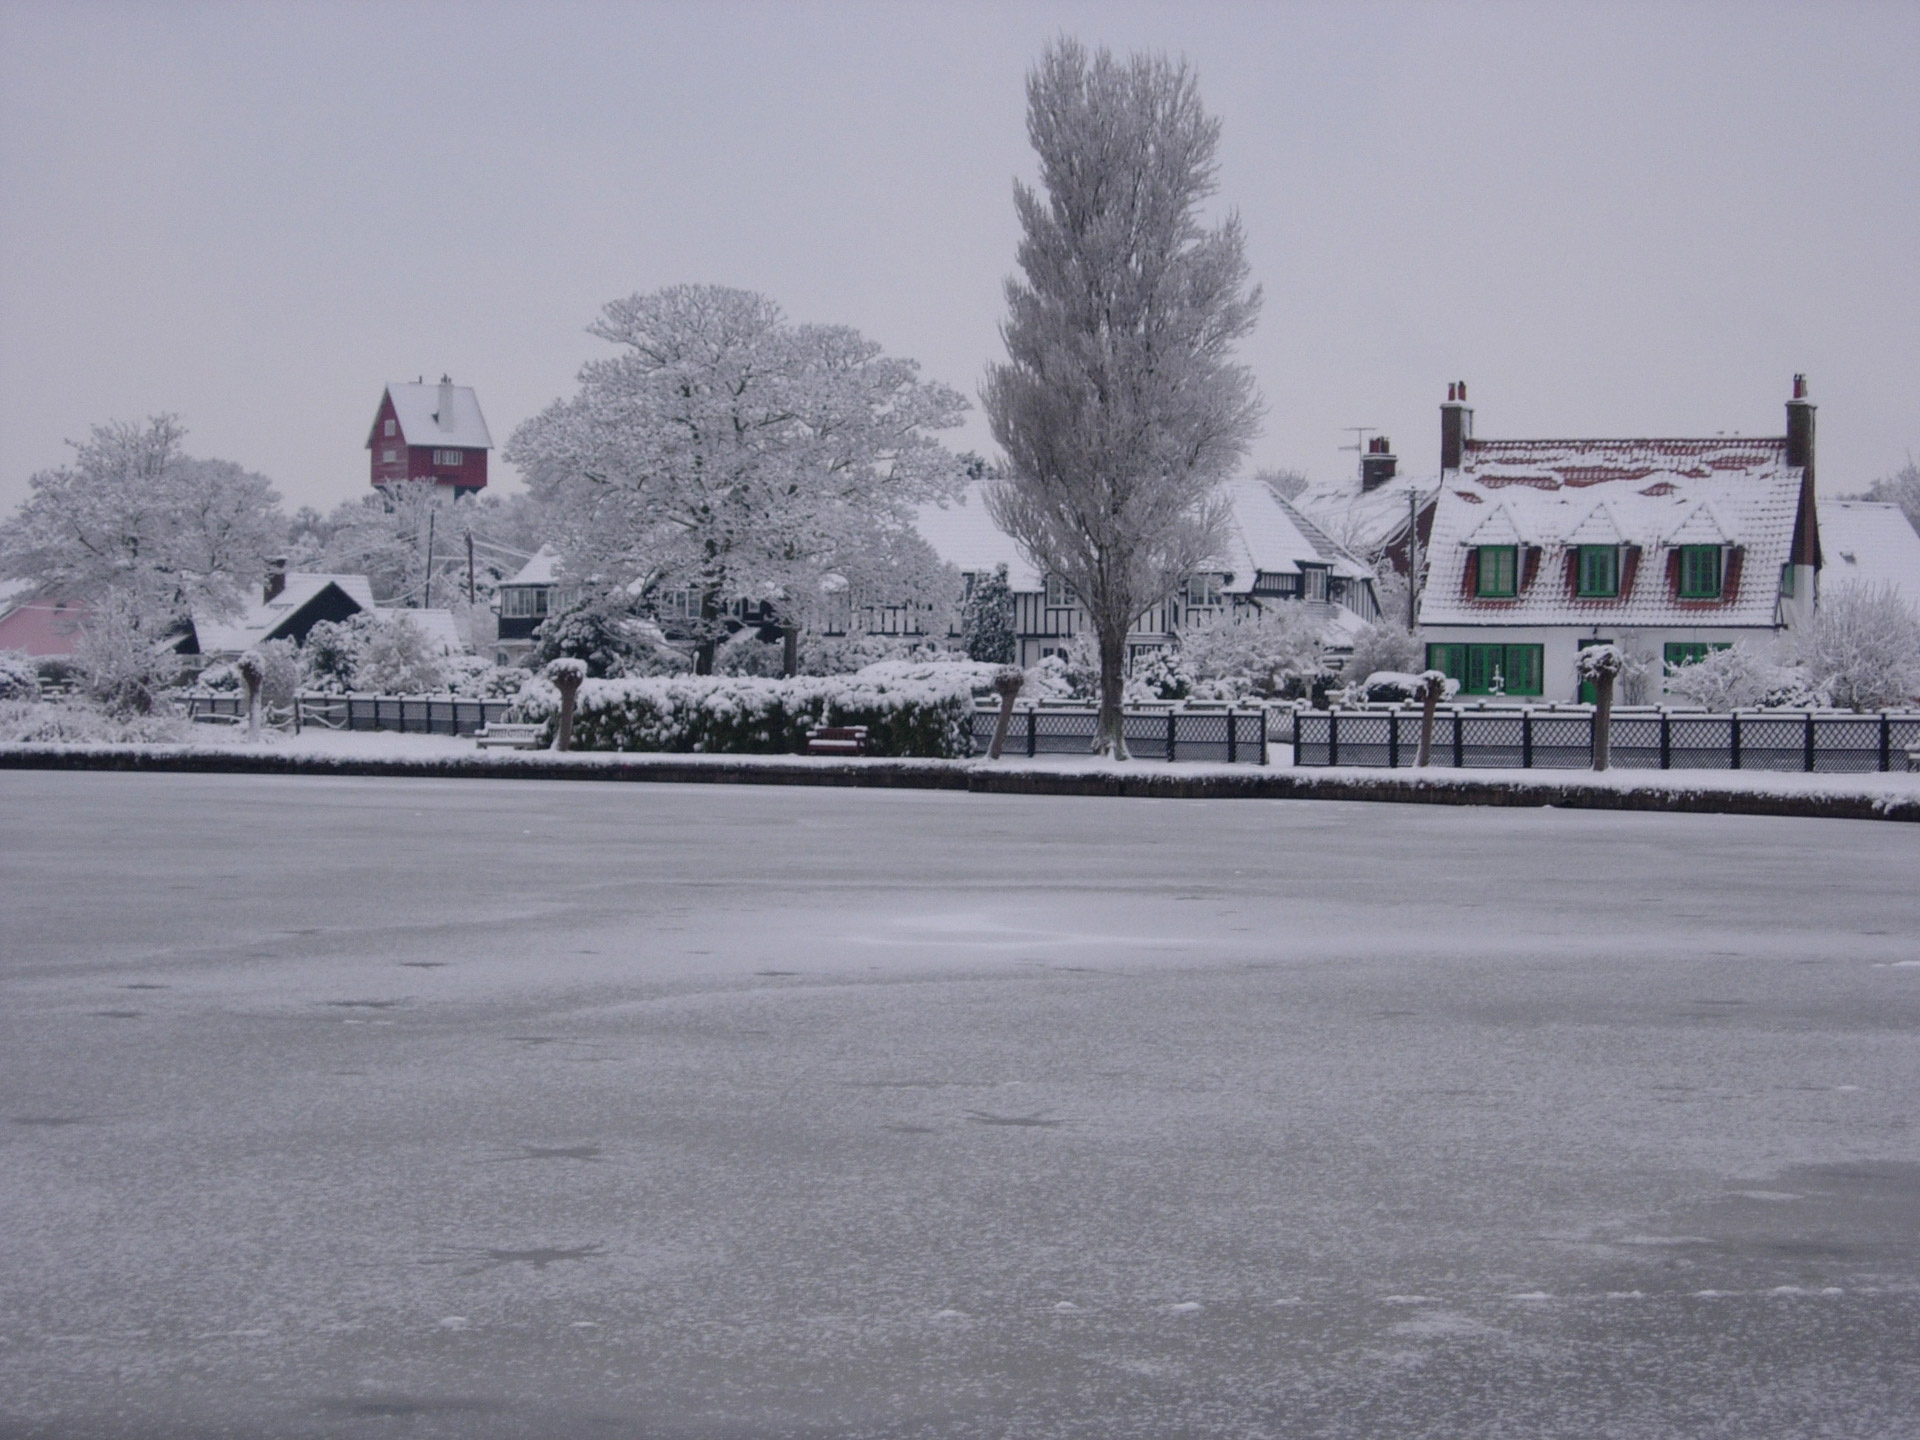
xmin=1343 ymin=620 xmax=1423 ymax=684
xmin=797 ymin=632 xmax=953 ymax=676
xmin=0 ymin=698 xmax=192 ymax=745
xmin=1131 ymin=648 xmax=1194 ymax=701
xmin=1662 ymin=641 xmax=1801 ymax=711
xmin=513 ymin=659 xmax=1000 ymax=758
xmin=1791 ymin=581 xmax=1920 ymax=711
xmin=441 ymin=654 xmax=538 ymax=698
xmin=1180 ymin=604 xmax=1332 ymax=699
xmin=348 ymin=613 xmax=445 ymax=695
xmin=75 ymin=592 xmax=188 ymax=714
xmin=299 ymin=618 xmax=360 ymax=693
xmin=534 ymin=598 xmax=678 ymax=678
xmin=715 ymin=630 xmax=786 ymax=677
xmin=1357 ymin=670 xmax=1458 ymax=704
xmin=0 ymin=650 xmax=43 ymax=701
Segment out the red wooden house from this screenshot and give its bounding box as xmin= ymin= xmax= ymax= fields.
xmin=366 ymin=376 xmax=492 ymax=495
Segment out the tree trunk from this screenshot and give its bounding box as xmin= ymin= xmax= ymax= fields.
xmin=782 ymin=625 xmax=799 ymax=678
xmin=553 ymin=673 xmax=582 ymax=752
xmin=694 ymin=640 xmax=715 ymax=676
xmin=1416 ymin=676 xmax=1439 ymax=768
xmin=1592 ymin=671 xmax=1614 ymax=772
xmin=1095 ymin=626 xmax=1130 ymax=759
xmin=987 ymin=667 xmax=1023 ymax=760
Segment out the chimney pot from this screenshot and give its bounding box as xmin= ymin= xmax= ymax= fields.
xmin=437 ymin=375 xmax=456 ymax=430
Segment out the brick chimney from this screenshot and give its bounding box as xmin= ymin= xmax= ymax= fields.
xmin=1785 ymin=374 xmax=1820 ymax=569
xmin=1440 ymin=381 xmax=1473 ymax=472
xmin=263 ymin=556 xmax=288 ymax=603
xmin=436 ymin=374 xmax=456 ymax=430
xmin=1361 ymin=435 xmax=1398 ymax=492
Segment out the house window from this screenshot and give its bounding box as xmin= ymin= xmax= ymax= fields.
xmin=1300 ymin=566 xmax=1329 ymax=602
xmin=499 ymin=586 xmax=551 ymax=619
xmin=433 ymin=449 xmax=464 ymax=467
xmin=1664 ymin=641 xmax=1730 ymax=670
xmin=1186 ymin=573 xmax=1222 ymax=609
xmin=1779 ymin=562 xmax=1795 ymax=598
xmin=1045 ymin=574 xmax=1075 ymax=608
xmin=1576 ymin=545 xmax=1619 ymax=597
xmin=381 ymin=448 xmax=397 ymax=463
xmin=1475 ymin=546 xmax=1518 ymax=598
xmin=1679 ymin=545 xmax=1722 ymax=599
xmin=384 ymin=418 xmax=396 ymax=437
xmin=1426 ymin=642 xmax=1543 ymax=697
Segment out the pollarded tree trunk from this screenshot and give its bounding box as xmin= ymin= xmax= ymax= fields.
xmin=782 ymin=625 xmax=799 ymax=678
xmin=1095 ymin=624 xmax=1130 ymax=759
xmin=1592 ymin=670 xmax=1615 ymax=772
xmin=986 ymin=666 xmax=1024 ymax=760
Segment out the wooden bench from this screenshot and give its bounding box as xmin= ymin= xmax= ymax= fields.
xmin=1906 ymin=746 xmax=1920 ymax=773
xmin=474 ymin=723 xmax=546 ymax=750
xmin=806 ymin=725 xmax=869 ymax=757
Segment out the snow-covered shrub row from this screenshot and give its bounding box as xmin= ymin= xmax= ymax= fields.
xmin=513 ymin=660 xmax=1003 ymax=758
xmin=0 ymin=650 xmax=41 ymax=701
xmin=0 ymin=698 xmax=193 ymax=745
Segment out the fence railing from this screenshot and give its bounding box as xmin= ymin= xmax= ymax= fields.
xmin=1291 ymin=707 xmax=1920 ymax=773
xmin=181 ymin=693 xmax=516 ymax=737
xmin=969 ymin=705 xmax=1269 ymax=765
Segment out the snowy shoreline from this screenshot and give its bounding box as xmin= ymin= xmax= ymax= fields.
xmin=3 ymin=729 xmax=1917 ymax=821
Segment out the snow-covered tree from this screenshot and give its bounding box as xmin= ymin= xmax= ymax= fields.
xmin=960 ymin=563 xmax=1016 ymax=664
xmin=1662 ymin=641 xmax=1796 ymax=711
xmin=1180 ymin=604 xmax=1329 ymax=700
xmin=507 ymin=284 xmax=969 ymax=674
xmin=1344 ymin=617 xmax=1423 ymax=682
xmin=982 ymin=40 xmax=1262 ymax=756
xmin=349 ymin=613 xmax=446 ymax=695
xmin=294 ymin=481 xmax=544 ymax=608
xmin=0 ymin=415 xmax=282 ymax=645
xmin=1861 ymin=459 xmax=1920 ymax=538
xmin=1792 ymin=581 xmax=1920 ymax=710
xmin=0 ymin=650 xmax=39 ymax=701
xmin=1256 ymin=467 xmax=1309 ymax=501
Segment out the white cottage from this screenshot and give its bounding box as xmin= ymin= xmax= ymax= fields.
xmin=1417 ymin=379 xmax=1821 ymax=702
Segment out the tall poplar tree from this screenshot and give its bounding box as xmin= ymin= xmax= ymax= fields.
xmin=983 ymin=40 xmax=1262 ymax=756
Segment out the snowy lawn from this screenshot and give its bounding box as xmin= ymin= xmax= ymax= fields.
xmin=3 ymin=771 xmax=1917 ymax=1438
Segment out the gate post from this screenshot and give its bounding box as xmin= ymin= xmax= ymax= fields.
xmin=1227 ymin=709 xmax=1237 ymax=764
xmin=1328 ymin=710 xmax=1340 ymax=767
xmin=1026 ymin=708 xmax=1036 ymax=758
xmin=1730 ymin=713 xmax=1742 ymax=770
xmin=1452 ymin=710 xmax=1464 ymax=768
xmin=1168 ymin=709 xmax=1178 ymax=763
xmin=1804 ymin=711 xmax=1816 ymax=772
xmin=1387 ymin=710 xmax=1399 ymax=768
xmin=1521 ymin=710 xmax=1533 ymax=769
xmin=1881 ymin=712 xmax=1892 ymax=772
xmin=1660 ymin=710 xmax=1670 ymax=769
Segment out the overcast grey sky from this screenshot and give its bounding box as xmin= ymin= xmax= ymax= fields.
xmin=2 ymin=1 xmax=1915 ymax=517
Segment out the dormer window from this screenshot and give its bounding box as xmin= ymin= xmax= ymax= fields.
xmin=1679 ymin=545 xmax=1723 ymax=599
xmin=1576 ymin=545 xmax=1620 ymax=598
xmin=1045 ymin=574 xmax=1075 ymax=608
xmin=1475 ymin=545 xmax=1517 ymax=598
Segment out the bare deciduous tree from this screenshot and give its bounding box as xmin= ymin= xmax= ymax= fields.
xmin=982 ymin=40 xmax=1262 ymax=757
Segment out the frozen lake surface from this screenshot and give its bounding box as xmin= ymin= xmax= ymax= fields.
xmin=2 ymin=772 xmax=1917 ymax=1438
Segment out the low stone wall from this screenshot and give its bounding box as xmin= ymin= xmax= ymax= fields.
xmin=4 ymin=744 xmax=1917 ymax=822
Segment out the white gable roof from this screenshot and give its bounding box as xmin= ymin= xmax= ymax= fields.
xmin=1818 ymin=499 xmax=1920 ymax=610
xmin=914 ymin=489 xmax=1041 ymax=590
xmin=1420 ymin=437 xmax=1805 ymax=630
xmin=378 ymin=381 xmax=492 ymax=451
xmin=505 ymin=546 xmax=562 ymax=586
xmin=192 ymin=573 xmax=377 ymax=654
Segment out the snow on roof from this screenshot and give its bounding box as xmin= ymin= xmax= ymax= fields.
xmin=193 ymin=573 xmax=378 ymax=653
xmin=916 ymin=479 xmax=1370 ymax=595
xmin=914 ymin=489 xmax=1041 ymax=591
xmin=1294 ymin=470 xmax=1443 ymax=557
xmin=505 ymin=546 xmax=562 ymax=586
xmin=1817 ymin=499 xmax=1920 ymax=610
xmin=377 ymin=607 xmax=470 ymax=655
xmin=374 ymin=380 xmax=492 ymax=451
xmin=1211 ymin=480 xmax=1370 ymax=589
xmin=1420 ymin=437 xmax=1803 ymax=630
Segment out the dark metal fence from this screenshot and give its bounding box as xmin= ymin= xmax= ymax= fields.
xmin=968 ymin=706 xmax=1269 ymax=764
xmin=182 ymin=693 xmax=515 ymax=737
xmin=1290 ymin=707 xmax=1920 ymax=773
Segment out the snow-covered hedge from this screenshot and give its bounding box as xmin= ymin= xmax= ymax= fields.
xmin=513 ymin=660 xmax=1003 ymax=758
